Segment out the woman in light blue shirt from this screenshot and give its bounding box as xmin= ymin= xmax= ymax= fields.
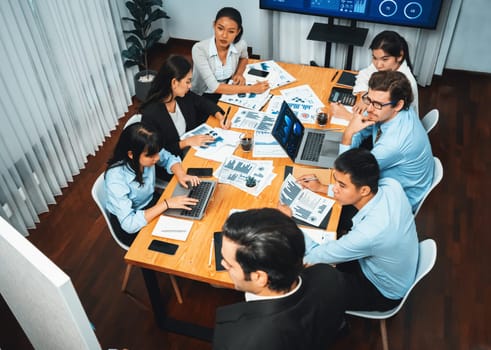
xmin=104 ymin=123 xmax=199 ymax=246
xmin=191 ymin=7 xmax=269 ymax=102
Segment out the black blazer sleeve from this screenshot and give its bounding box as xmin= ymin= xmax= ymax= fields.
xmin=141 ymin=101 xmax=183 ymax=158
xmin=176 ymin=91 xmax=224 ymax=128
xmin=141 ymin=92 xmax=224 ymax=159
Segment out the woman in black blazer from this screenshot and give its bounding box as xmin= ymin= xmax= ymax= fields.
xmin=140 ymin=55 xmax=231 ymax=179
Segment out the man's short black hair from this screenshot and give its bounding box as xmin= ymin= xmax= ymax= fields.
xmin=335 ymin=148 xmax=380 ymax=194
xmin=222 ymin=208 xmax=305 ymax=292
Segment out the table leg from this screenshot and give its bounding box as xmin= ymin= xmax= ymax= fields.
xmin=140 ymin=267 xmax=213 ymax=342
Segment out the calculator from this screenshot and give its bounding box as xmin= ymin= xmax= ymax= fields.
xmin=329 ymin=87 xmax=356 ymax=106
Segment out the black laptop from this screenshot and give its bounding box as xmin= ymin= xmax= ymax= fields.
xmin=271 ymin=102 xmax=342 ymax=168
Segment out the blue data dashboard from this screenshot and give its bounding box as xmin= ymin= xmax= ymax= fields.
xmin=260 ymin=0 xmax=443 ymax=29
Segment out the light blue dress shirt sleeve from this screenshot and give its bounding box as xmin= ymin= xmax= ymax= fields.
xmin=338 ymin=109 xmax=434 ymax=212
xmin=104 ymin=149 xmax=181 ymax=234
xmin=304 ymin=178 xmax=419 ymax=300
xmin=157 ymin=148 xmax=181 ymax=173
xmin=104 ymin=166 xmax=151 ymax=234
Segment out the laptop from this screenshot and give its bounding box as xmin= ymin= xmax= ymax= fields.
xmin=165 ymin=180 xmax=216 ymax=220
xmin=271 ymin=101 xmax=342 ymax=168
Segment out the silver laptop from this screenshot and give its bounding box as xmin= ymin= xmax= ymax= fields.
xmin=271 ymin=102 xmax=342 ymax=168
xmin=165 ymin=180 xmax=216 ymax=220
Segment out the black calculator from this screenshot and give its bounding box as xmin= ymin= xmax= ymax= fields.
xmin=329 ymin=87 xmax=356 ymax=106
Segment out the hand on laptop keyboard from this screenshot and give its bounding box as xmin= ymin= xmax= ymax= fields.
xmin=165 ymin=195 xmax=198 ymax=211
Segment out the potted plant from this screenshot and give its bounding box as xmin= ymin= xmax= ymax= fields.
xmin=122 ymin=0 xmax=169 ymax=101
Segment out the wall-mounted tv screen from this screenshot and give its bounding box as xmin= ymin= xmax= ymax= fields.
xmin=260 ymin=0 xmax=444 ymax=29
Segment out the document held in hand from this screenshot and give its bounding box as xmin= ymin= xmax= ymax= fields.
xmin=280 ymin=174 xmax=335 ymax=227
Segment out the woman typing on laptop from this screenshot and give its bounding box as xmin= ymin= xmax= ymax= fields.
xmin=104 ymin=123 xmax=199 ymax=246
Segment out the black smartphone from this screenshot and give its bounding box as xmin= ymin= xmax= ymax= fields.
xmin=248 ymin=68 xmax=269 ymax=78
xmin=148 ymin=240 xmax=178 ymax=255
xmin=187 ymin=167 xmax=213 ymax=177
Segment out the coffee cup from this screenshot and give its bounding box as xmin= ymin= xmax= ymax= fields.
xmin=240 ymin=137 xmax=253 ymax=152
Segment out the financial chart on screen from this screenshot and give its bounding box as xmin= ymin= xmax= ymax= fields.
xmin=260 ymin=0 xmax=443 ymax=29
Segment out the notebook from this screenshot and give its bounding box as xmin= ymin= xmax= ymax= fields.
xmin=271 ymin=101 xmax=342 ymax=168
xmin=165 ymin=180 xmax=216 ymax=220
xmin=336 ymin=71 xmax=357 ymax=87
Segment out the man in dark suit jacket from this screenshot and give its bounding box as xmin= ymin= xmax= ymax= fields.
xmin=213 ymin=208 xmax=347 ymax=350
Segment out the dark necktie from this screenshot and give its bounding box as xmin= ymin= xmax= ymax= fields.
xmin=374 ymin=125 xmax=382 ymax=143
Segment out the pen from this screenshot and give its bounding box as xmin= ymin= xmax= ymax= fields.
xmin=208 ymin=238 xmax=214 ymax=267
xmin=301 ymin=177 xmax=318 ymax=182
xmin=331 ymin=70 xmax=339 ymax=82
xmin=159 ymin=229 xmax=187 ymax=233
xmin=223 ymin=106 xmax=231 ymax=124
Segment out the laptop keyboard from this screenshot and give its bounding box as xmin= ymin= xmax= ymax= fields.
xmin=179 ymin=181 xmax=213 ymax=218
xmin=301 ymin=132 xmax=325 ymax=161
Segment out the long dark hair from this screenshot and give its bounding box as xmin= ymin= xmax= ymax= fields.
xmin=139 ymin=55 xmax=192 ymax=111
xmin=106 ymin=122 xmax=160 ymax=185
xmin=215 ymin=7 xmax=243 ymax=43
xmin=370 ymin=30 xmax=413 ymax=72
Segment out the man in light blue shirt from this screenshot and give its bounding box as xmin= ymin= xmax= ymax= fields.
xmin=303 ymin=148 xmax=419 ymax=311
xmin=339 ymin=70 xmax=434 ymax=212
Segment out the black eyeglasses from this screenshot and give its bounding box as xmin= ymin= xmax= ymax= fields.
xmin=362 ymin=93 xmax=395 ymax=110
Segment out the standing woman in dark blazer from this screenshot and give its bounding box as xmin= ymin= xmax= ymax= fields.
xmin=140 ymin=55 xmax=231 ymax=170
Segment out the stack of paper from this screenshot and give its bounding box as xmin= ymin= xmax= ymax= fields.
xmin=180 ymin=123 xmax=243 ymax=162
xmin=280 ymin=84 xmax=325 ymax=124
xmin=280 ymin=174 xmax=335 ymax=227
xmin=216 ymin=155 xmax=276 ymax=196
xmin=152 ymin=215 xmax=194 ymax=241
xmin=219 ymin=88 xmax=272 ymax=111
xmin=245 ymin=60 xmax=296 ymax=89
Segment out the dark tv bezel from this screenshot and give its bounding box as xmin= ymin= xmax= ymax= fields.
xmin=259 ymin=0 xmax=443 ymax=30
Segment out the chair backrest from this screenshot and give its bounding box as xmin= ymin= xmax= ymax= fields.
xmin=414 ymin=156 xmax=443 ymax=217
xmin=124 ymin=114 xmax=142 ymax=129
xmin=387 ymin=239 xmax=437 ymax=316
xmin=422 ymin=109 xmax=439 ymax=133
xmin=91 ymin=173 xmax=130 ymax=251
xmin=346 ymin=238 xmax=437 ymax=319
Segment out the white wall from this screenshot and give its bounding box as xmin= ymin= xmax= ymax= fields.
xmin=445 ymin=0 xmax=491 ymax=73
xmin=163 ymin=0 xmax=490 ymax=73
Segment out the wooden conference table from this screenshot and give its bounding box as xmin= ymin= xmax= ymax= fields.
xmin=124 ymin=61 xmax=348 ymax=340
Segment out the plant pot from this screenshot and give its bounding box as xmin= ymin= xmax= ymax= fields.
xmin=134 ymin=70 xmax=157 ymax=102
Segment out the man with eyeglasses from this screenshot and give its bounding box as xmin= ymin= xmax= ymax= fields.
xmin=339 ymin=70 xmax=434 ymax=213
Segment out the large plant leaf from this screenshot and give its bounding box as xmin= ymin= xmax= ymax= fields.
xmin=148 ymin=8 xmax=169 ymax=22
xmin=144 ymin=29 xmax=163 ymax=48
xmin=123 ymin=29 xmax=147 ymax=40
xmin=126 ymin=2 xmax=142 ymax=21
xmin=123 ymin=60 xmax=140 ymax=69
xmin=125 ymin=35 xmax=143 ymax=49
xmin=122 ymin=45 xmax=143 ymax=60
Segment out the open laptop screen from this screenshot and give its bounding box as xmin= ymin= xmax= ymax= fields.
xmin=272 ymin=102 xmax=304 ymax=161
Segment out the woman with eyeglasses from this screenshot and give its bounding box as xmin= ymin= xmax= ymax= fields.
xmin=332 ymin=31 xmax=418 ymax=119
xmin=191 ymin=7 xmax=269 ymax=103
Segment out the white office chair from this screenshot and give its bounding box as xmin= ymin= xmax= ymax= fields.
xmin=414 ymin=157 xmax=443 ymax=217
xmin=91 ymin=173 xmax=183 ymax=303
xmin=123 ymin=113 xmax=142 ymax=129
xmin=421 ymin=109 xmax=439 ymax=133
xmin=346 ymin=239 xmax=437 ymax=350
